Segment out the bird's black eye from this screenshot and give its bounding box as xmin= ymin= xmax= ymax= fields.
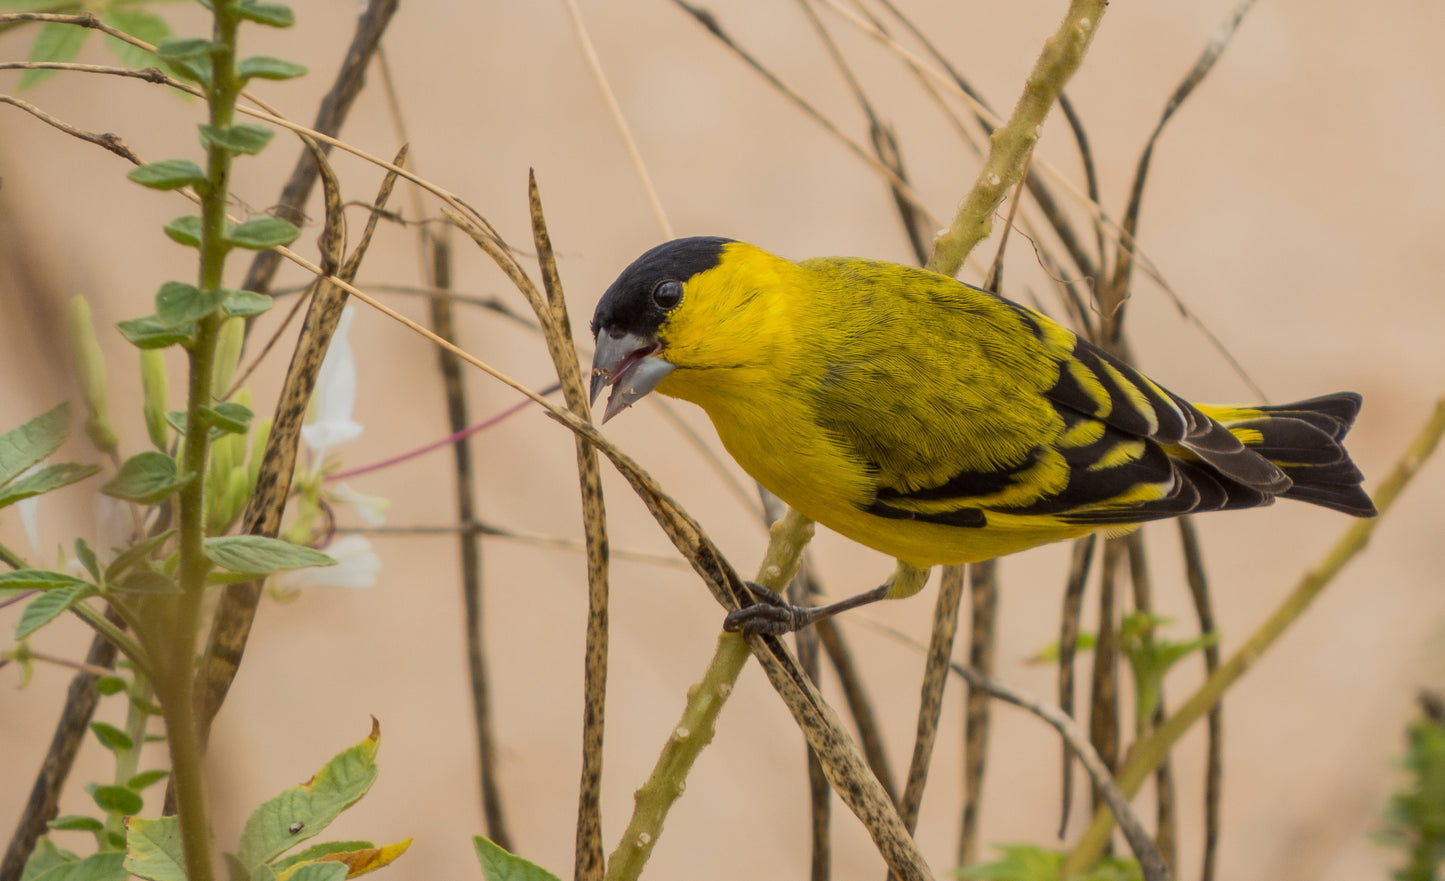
xmin=652 ymin=279 xmax=683 ymax=309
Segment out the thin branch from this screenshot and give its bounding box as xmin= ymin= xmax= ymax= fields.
xmin=894 ymin=565 xmax=965 ymax=873
xmin=526 ymin=174 xmax=613 ymax=881
xmin=1177 ymin=517 xmax=1222 ymax=881
xmin=1055 ymin=534 xmax=1095 ymax=837
xmin=956 ymin=559 xmax=997 ymax=867
xmin=0 ymin=95 xmax=140 ymax=163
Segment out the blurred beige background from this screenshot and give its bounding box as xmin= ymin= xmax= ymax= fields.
xmin=2 ymin=1 xmax=1443 ymax=879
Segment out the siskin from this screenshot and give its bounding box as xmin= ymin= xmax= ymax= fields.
xmin=589 ymin=237 xmax=1376 ymax=633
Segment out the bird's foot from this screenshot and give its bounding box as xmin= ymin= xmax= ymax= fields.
xmin=723 ymin=581 xmax=893 ymax=636
xmin=723 ymin=581 xmax=813 ymax=636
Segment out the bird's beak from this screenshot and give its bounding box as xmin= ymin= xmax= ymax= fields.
xmin=589 ymin=329 xmax=676 ymax=424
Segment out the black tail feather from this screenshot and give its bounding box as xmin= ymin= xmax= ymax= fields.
xmin=1226 ymin=392 xmax=1376 ymax=517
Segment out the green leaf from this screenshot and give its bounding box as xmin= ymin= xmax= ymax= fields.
xmin=117 ymin=316 xmax=195 ymax=350
xmin=268 ymin=841 xmax=374 ymax=874
xmin=123 ymin=816 xmax=184 ymax=881
xmin=105 ymin=529 xmax=175 ymax=583
xmin=222 ymin=289 xmax=273 ymax=318
xmin=237 ymin=55 xmax=306 ymax=81
xmin=0 ymin=462 xmax=102 ymax=510
xmin=281 ymin=865 xmax=347 ymax=881
xmin=236 ymin=721 xmax=380 ymax=868
xmin=94 ymin=676 xmax=127 ymax=696
xmin=200 ymin=401 xmax=253 ymax=434
xmin=73 ymin=538 xmax=100 ymax=581
xmin=162 ymin=216 xmax=203 ymax=248
xmin=126 ymin=770 xmax=170 ymax=792
xmin=473 ymin=836 xmax=563 ymax=881
xmin=155 ymin=281 xmax=228 ymax=327
xmin=237 ymin=2 xmax=295 ymax=27
xmin=101 ymin=451 xmax=193 ymax=505
xmin=0 ymin=403 xmax=71 ymax=488
xmin=112 ymin=570 xmax=181 ymax=595
xmin=100 ymin=8 xmax=174 ymax=74
xmin=19 ymin=835 xmax=74 ymax=881
xmin=47 ymin=815 xmax=104 ymax=833
xmin=198 ymin=123 xmax=274 ymax=155
xmin=89 ymin=721 xmax=133 ymax=753
xmin=204 ymin=536 xmax=335 ymax=576
xmin=226 ymin=217 xmax=300 ymax=250
xmin=127 ymin=159 xmax=207 ymax=192
xmin=19 ymin=21 xmax=91 ymax=90
xmin=17 ymin=583 xmax=93 ymax=640
xmin=155 ymin=37 xmax=213 ymax=61
xmin=28 ymin=849 xmax=127 ymax=881
xmin=168 ymin=53 xmax=213 ymax=87
xmin=0 ymin=567 xmax=88 ymax=594
xmin=85 ymin=783 xmax=142 ymax=816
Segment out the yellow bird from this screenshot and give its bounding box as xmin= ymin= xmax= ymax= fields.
xmin=589 ymin=237 xmax=1376 ymax=633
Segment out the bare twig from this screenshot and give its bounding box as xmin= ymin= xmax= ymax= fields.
xmin=893 ymin=565 xmax=965 ymax=878
xmin=526 ymin=174 xmax=613 ymax=881
xmin=1177 ymin=517 xmax=1222 ymax=881
xmin=1055 ymin=534 xmax=1095 ymax=836
xmin=1087 ymin=540 xmax=1123 ymax=816
xmin=956 ymin=559 xmax=997 ymax=867
xmin=0 ymin=95 xmax=139 ymax=163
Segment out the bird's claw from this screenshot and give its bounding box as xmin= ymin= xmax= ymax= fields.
xmin=723 ymin=581 xmax=811 ymax=636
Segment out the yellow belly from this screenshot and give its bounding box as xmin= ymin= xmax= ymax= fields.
xmin=704 ymin=398 xmax=1103 ymax=568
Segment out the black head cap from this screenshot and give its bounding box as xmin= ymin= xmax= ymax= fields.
xmin=591 ymin=236 xmax=734 ymax=339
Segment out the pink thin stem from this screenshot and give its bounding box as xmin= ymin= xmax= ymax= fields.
xmin=326 ymin=382 xmax=563 ymax=482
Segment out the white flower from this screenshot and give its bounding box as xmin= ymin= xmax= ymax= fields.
xmin=300 ymin=306 xmax=363 ymax=464
xmin=92 ymin=493 xmax=129 ymax=564
xmin=329 ymin=482 xmax=390 ymax=527
xmin=16 ymin=476 xmax=41 ymax=559
xmin=273 ymin=535 xmax=380 ymax=591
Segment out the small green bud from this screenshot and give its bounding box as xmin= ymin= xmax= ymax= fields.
xmin=67 ymin=296 xmax=118 ymax=454
xmin=140 ymin=349 xmax=170 ymax=450
xmin=211 ymin=316 xmax=245 ymax=400
xmin=247 ymin=416 xmax=272 ymax=488
xmin=218 ymin=464 xmax=249 ymax=531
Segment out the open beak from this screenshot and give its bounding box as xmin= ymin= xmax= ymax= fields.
xmin=589 ymin=329 xmax=676 ymax=423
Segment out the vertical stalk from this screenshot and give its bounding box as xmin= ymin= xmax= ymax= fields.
xmin=151 ymin=6 xmax=244 ymax=881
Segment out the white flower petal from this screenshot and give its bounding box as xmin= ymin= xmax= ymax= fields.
xmin=303 ymin=306 xmax=363 ymax=461
xmin=17 ymin=496 xmax=41 ymax=558
xmin=329 ymin=482 xmax=390 ymax=527
xmin=273 ymin=535 xmax=380 ymax=591
xmin=92 ymin=493 xmax=129 ymax=563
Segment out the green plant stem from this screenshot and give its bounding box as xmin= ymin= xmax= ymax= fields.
xmin=149 ymin=6 xmax=246 ymax=881
xmin=69 ymin=602 xmax=149 ymax=676
xmin=104 ymin=672 xmax=152 ymax=844
xmin=926 ymin=0 xmax=1108 ymax=277
xmin=1063 ymin=395 xmax=1445 ymax=877
xmin=603 ymin=511 xmax=814 ymax=881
